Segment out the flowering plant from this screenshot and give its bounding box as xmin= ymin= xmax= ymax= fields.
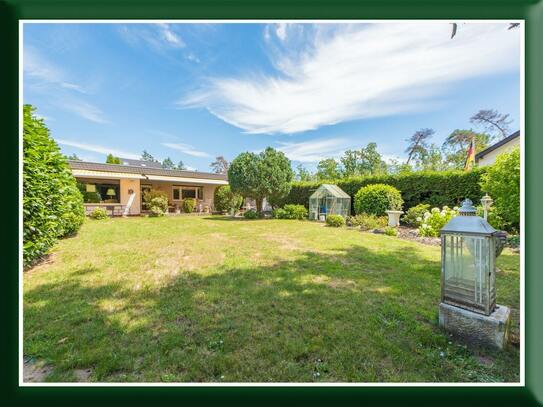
xmin=418 ymin=206 xmax=458 ymax=237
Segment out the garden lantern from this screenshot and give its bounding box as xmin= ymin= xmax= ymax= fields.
xmin=438 ymin=198 xmax=510 ymax=349
xmin=480 ymin=193 xmax=493 ymax=220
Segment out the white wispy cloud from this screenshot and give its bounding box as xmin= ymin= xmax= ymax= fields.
xmin=181 ymin=22 xmax=520 ymax=135
xmin=56 ymin=139 xmax=140 ymax=160
xmin=161 ymin=142 xmax=211 ymax=158
xmin=24 ymin=46 xmax=87 ymax=94
xmin=118 ymin=24 xmax=185 ymax=52
xmin=60 ymin=100 xmax=109 ymax=124
xmin=158 ymin=23 xmax=185 ymax=47
xmin=276 ymin=137 xmax=353 ymax=162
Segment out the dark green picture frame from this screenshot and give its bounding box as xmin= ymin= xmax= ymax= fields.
xmin=2 ymin=0 xmax=542 ymax=404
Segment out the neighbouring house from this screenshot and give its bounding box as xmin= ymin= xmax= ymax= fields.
xmin=476 ymin=131 xmax=520 ymax=167
xmin=69 ymin=160 xmax=228 ymax=216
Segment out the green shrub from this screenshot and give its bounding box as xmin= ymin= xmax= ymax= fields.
xmin=418 ymin=206 xmax=458 ymax=237
xmin=354 ymin=184 xmax=403 ymax=216
xmin=506 ymin=235 xmax=520 ymax=247
xmin=480 ymin=147 xmax=520 ymax=231
xmin=149 ymin=196 xmax=168 ymax=217
xmin=274 ymin=204 xmax=308 ymax=220
xmin=272 ymin=208 xmax=287 ymax=219
xmin=89 ymin=207 xmax=109 ymax=220
xmin=243 ymin=209 xmax=259 ymax=219
xmin=278 ymin=170 xmax=485 ymax=211
xmin=326 ymin=214 xmax=345 ymax=227
xmin=143 ymin=189 xmax=168 ymax=210
xmin=23 ymin=105 xmax=85 ymax=266
xmin=402 ymin=203 xmax=430 ymax=227
xmin=476 ymin=205 xmax=507 ymax=231
xmin=384 ymin=226 xmax=398 ymax=236
xmin=183 ymin=198 xmax=196 ymax=213
xmin=214 ymin=185 xmax=243 ymax=214
xmin=346 ymin=213 xmax=387 ymax=230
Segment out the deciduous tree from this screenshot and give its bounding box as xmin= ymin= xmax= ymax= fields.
xmin=316 ymin=158 xmax=341 ymax=180
xmin=228 ymin=147 xmax=293 ymax=213
xmin=106 ymin=154 xmax=121 ymax=164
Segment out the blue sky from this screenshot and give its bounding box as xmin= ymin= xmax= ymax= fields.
xmin=23 ymin=22 xmax=521 ymax=171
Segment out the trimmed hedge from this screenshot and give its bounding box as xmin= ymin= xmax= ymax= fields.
xmin=23 ymin=105 xmax=85 ymax=266
xmin=279 ymin=170 xmax=485 ymax=213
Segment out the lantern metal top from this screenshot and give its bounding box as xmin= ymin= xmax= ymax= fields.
xmin=440 ymin=199 xmax=496 ymax=235
xmin=458 ymin=198 xmax=477 ymax=216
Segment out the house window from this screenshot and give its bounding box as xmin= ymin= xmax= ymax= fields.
xmin=182 ymin=188 xmax=196 ymax=199
xmin=78 ymin=181 xmax=120 ymax=203
xmin=172 ymin=186 xmax=199 ymax=200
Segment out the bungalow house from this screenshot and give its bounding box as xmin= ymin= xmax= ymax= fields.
xmin=475 ymin=131 xmax=520 ymax=167
xmin=69 ymin=160 xmax=228 ymax=216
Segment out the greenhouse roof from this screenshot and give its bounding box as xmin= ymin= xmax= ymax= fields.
xmin=310 ymin=184 xmax=350 ymax=199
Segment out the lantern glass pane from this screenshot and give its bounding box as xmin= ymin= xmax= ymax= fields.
xmin=443 ymin=234 xmax=491 ymax=313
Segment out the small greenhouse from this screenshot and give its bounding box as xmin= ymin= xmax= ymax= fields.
xmin=309 ymin=184 xmax=351 ymax=221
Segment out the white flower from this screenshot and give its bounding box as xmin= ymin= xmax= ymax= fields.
xmin=416 ymin=217 xmax=422 ymax=222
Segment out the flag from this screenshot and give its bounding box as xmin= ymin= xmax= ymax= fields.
xmin=464 ymin=138 xmax=475 ymax=171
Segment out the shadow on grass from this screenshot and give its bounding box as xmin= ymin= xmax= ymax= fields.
xmin=23 ymin=244 xmax=520 ymax=383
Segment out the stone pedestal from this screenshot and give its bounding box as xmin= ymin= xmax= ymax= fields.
xmin=439 ymin=302 xmax=511 ymax=349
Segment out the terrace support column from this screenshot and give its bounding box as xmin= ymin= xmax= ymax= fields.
xmin=120 ymin=178 xmax=141 ymax=215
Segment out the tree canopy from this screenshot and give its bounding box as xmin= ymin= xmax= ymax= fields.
xmin=228 ymin=147 xmax=293 ymax=213
xmin=405 ymin=128 xmax=434 ymax=166
xmin=470 ymin=109 xmax=512 ymax=140
xmin=340 ymin=143 xmax=387 ymax=177
xmin=316 ymin=158 xmax=342 ymax=180
xmin=66 ymin=153 xmax=81 ymax=161
xmin=442 ymin=129 xmax=490 ymax=169
xmin=162 ymin=157 xmax=175 ymax=169
xmin=141 ymin=150 xmax=158 ymax=162
xmin=210 ymin=156 xmax=229 ymax=174
xmin=106 ymin=154 xmax=121 ymax=164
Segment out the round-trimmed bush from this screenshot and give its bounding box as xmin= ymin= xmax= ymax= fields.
xmin=325 ymin=214 xmax=345 ymax=227
xmin=23 ymin=105 xmax=85 ymax=266
xmin=89 ymin=207 xmax=109 ymax=220
xmin=354 ymin=184 xmax=403 ymax=216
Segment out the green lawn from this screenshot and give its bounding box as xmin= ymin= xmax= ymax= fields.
xmin=23 ymin=216 xmax=520 ymax=382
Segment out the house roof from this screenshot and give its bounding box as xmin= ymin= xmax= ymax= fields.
xmin=68 ymin=160 xmax=228 ymax=181
xmin=475 ymin=131 xmax=520 ymax=160
xmin=119 ymin=158 xmax=164 ymax=168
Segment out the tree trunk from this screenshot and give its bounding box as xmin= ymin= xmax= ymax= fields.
xmin=256 ymin=198 xmax=263 ymax=214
